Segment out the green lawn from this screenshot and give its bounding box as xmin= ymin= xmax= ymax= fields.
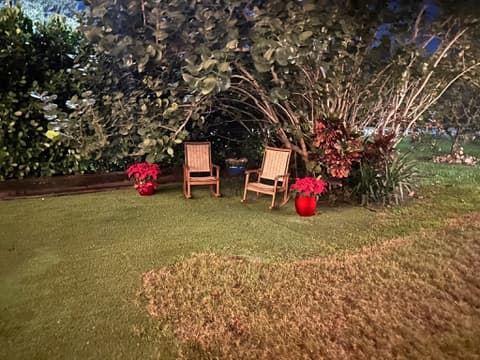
xmin=1 ymin=155 xmax=479 ymax=358
xmin=397 ymin=136 xmax=480 ymax=160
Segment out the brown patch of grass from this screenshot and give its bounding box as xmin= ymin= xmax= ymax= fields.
xmin=142 ymin=213 xmax=480 ymax=359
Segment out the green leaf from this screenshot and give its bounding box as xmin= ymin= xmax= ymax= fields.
xmin=200 ymin=77 xmax=218 ymax=95
xmin=45 ymin=130 xmax=60 ymax=140
xmin=226 ymin=39 xmax=238 ymax=50
xmin=263 ymin=48 xmax=275 ymax=61
xmin=154 ymin=50 xmax=163 ymax=62
xmin=270 ymin=87 xmax=289 ymax=102
xmin=203 ymin=59 xmax=218 ymax=70
xmin=146 ymin=44 xmax=156 ymax=56
xmin=275 ymin=47 xmax=290 ymax=66
xmin=182 ymin=73 xmax=196 ymax=84
xmin=154 ymin=30 xmax=169 ymax=41
xmin=218 ymin=62 xmax=231 ymax=73
xmin=303 ymin=2 xmax=318 ymax=12
xmin=299 ymin=31 xmax=313 ymax=41
xmin=253 ymin=60 xmax=271 ymax=73
xmin=145 ymin=153 xmax=156 ymax=163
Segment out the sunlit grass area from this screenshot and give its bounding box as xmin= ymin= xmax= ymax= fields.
xmin=1 ymin=146 xmax=479 ymax=358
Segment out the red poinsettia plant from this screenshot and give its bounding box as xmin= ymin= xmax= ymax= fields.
xmin=291 ymin=177 xmax=328 ymax=197
xmin=126 ymin=162 xmax=161 ymax=195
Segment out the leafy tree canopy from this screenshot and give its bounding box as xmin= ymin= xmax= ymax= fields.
xmin=63 ymin=0 xmax=477 ymax=169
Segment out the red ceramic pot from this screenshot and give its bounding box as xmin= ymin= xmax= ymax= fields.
xmin=136 ymin=181 xmax=156 ymax=196
xmin=295 ymin=195 xmax=317 ymax=216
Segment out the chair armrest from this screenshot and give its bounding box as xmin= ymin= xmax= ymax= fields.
xmin=244 ymin=168 xmax=261 ymax=184
xmin=274 ymin=173 xmax=289 ymax=182
xmin=273 ymin=174 xmax=290 ymax=190
xmin=245 ymin=169 xmax=262 ymax=182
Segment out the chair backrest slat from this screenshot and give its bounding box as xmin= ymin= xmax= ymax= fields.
xmin=185 ymin=142 xmax=212 ymax=172
xmin=260 ymin=147 xmax=291 ymax=181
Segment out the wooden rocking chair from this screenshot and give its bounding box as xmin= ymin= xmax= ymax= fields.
xmin=241 ymin=147 xmax=292 ymax=209
xmin=183 ymin=142 xmax=221 ymax=199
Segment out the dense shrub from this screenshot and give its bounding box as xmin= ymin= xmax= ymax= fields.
xmin=0 ymin=4 xmax=84 ymax=180
xmin=350 ymin=134 xmax=418 ymax=205
xmin=308 ymin=125 xmax=417 ymax=206
xmin=309 ymin=119 xmax=362 ymax=179
xmin=351 ymin=153 xmax=418 ymax=205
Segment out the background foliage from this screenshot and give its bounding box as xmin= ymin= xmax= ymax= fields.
xmin=0 ymin=4 xmax=84 ymax=179
xmin=0 ymin=0 xmax=82 ymax=28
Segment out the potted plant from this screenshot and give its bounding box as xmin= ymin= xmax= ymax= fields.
xmin=126 ymin=162 xmax=161 ymax=196
xmin=290 ymin=177 xmax=328 ymax=216
xmin=225 ymin=157 xmax=248 ymax=176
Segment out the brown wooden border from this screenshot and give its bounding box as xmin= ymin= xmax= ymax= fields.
xmin=0 ymin=168 xmax=183 ymax=199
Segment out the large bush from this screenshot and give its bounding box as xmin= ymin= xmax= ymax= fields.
xmin=0 ymin=4 xmax=83 ymax=179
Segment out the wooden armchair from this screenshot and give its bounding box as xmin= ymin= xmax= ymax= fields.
xmin=241 ymin=147 xmax=292 ymax=209
xmin=183 ymin=142 xmax=221 ymax=199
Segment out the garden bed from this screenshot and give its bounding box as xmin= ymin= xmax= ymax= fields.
xmin=0 ymin=167 xmax=182 ymax=199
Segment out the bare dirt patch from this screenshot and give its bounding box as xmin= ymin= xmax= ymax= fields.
xmin=142 ymin=213 xmax=480 ymax=359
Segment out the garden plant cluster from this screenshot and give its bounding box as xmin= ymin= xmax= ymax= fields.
xmin=0 ymin=0 xmax=478 ymax=196
xmin=6 ymin=0 xmax=477 ymax=205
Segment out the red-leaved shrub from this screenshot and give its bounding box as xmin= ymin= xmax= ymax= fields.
xmin=312 ymin=120 xmax=362 ymax=178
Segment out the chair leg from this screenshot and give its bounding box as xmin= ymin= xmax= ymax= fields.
xmin=241 ymin=184 xmax=249 ymax=203
xmin=186 ymin=182 xmax=192 ymax=199
xmin=269 ymin=191 xmax=277 ymax=209
xmin=279 ymin=190 xmax=290 ymax=207
xmin=211 ymin=182 xmax=221 ymax=197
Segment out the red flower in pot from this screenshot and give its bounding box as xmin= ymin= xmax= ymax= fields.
xmin=126 ymin=162 xmax=161 ymax=196
xmin=290 ymin=177 xmax=328 ymax=216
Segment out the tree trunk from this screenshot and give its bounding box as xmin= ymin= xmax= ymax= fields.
xmin=450 ymin=128 xmax=461 ymax=155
